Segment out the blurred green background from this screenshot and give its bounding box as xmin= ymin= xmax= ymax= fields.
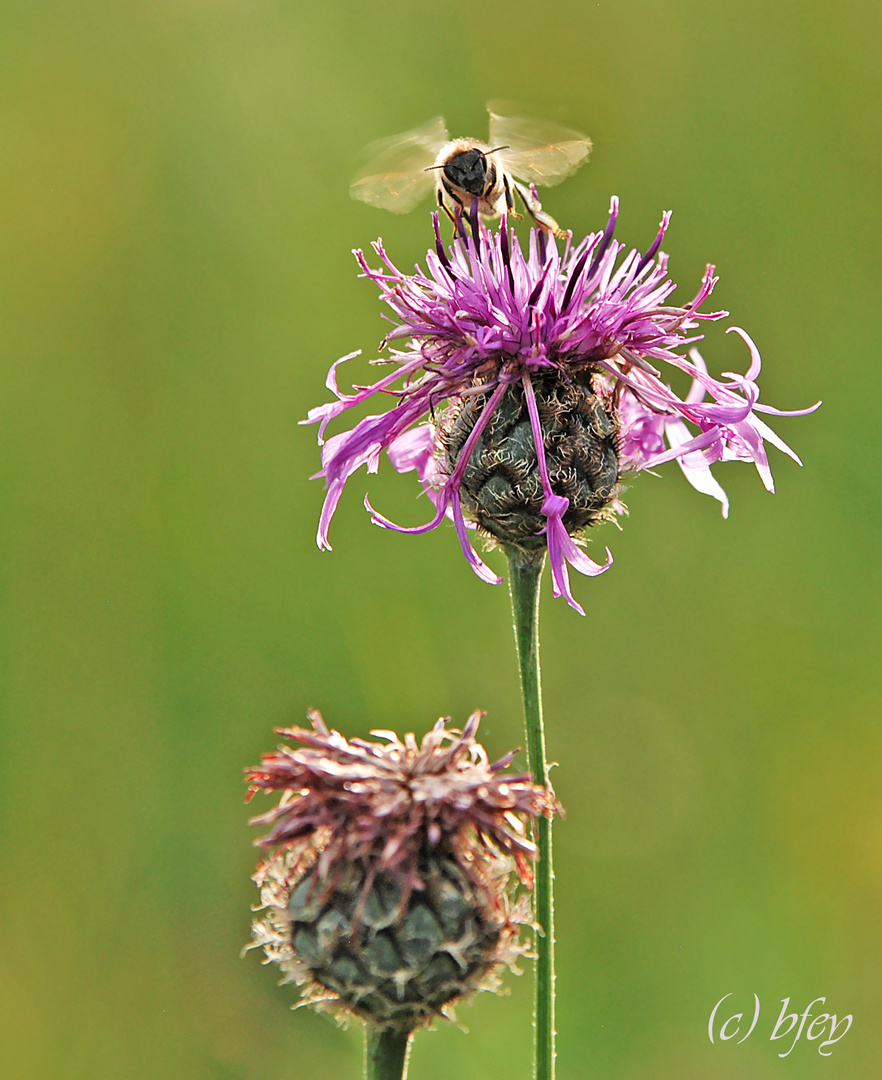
xmin=0 ymin=1 xmax=879 ymax=1077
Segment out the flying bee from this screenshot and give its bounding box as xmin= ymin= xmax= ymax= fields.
xmin=350 ymin=106 xmax=591 ymax=238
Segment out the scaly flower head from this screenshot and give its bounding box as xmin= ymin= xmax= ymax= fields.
xmin=246 ymin=709 xmax=556 ymax=1032
xmin=306 ymin=199 xmax=819 ymax=613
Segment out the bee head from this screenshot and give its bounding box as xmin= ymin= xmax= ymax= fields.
xmin=443 ymin=148 xmax=491 ymax=197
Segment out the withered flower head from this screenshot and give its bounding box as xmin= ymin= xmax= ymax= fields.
xmin=245 ymin=709 xmax=557 ymax=1033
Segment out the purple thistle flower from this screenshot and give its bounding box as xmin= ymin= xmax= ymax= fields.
xmin=306 ymin=199 xmax=819 ymax=614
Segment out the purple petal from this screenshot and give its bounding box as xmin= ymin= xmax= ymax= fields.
xmin=543 ymin=494 xmax=613 ymax=616
xmin=664 ymin=417 xmax=730 ymax=517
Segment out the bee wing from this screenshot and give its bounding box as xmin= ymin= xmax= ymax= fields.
xmin=488 ymin=106 xmax=591 ymax=188
xmin=350 ymin=115 xmax=450 ymax=212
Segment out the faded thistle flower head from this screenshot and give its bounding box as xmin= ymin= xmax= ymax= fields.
xmin=245 ymin=709 xmax=556 ymax=1033
xmin=306 ymin=199 xmax=819 ymax=613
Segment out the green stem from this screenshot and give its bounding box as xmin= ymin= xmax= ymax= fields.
xmin=364 ymin=1026 xmax=412 ymax=1080
xmin=506 ymin=548 xmax=555 ymax=1080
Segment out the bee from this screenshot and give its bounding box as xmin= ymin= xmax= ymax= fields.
xmin=350 ymin=105 xmax=591 ymax=238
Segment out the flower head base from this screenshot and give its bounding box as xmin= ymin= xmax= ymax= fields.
xmin=246 ymin=710 xmax=556 ymax=1032
xmin=439 ymin=369 xmax=620 ymax=552
xmin=306 ymin=200 xmax=819 ymax=613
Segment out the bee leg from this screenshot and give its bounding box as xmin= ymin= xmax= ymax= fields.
xmin=502 ymin=173 xmax=522 ymax=220
xmin=437 ymin=187 xmax=459 ymax=231
xmin=513 ymin=181 xmax=568 ymax=239
xmin=439 ymin=184 xmax=468 ymax=240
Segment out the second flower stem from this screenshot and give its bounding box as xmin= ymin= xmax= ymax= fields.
xmin=364 ymin=1026 xmax=412 ymax=1080
xmin=507 ymin=548 xmax=555 ymax=1080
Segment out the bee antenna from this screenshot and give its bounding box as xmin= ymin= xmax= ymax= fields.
xmin=425 ymin=143 xmax=511 ymax=170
